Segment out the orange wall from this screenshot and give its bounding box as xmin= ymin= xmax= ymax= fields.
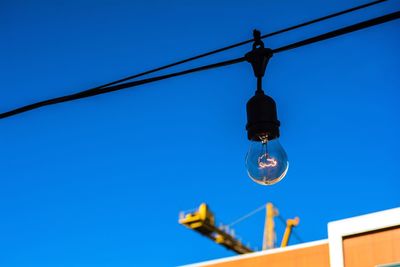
xmin=343 ymin=226 xmax=400 ymax=267
xmin=188 ymin=225 xmax=400 ymax=267
xmin=198 ymin=243 xmax=329 ymax=267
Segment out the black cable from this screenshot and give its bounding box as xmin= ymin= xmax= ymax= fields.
xmin=28 ymin=0 xmax=388 ymax=91
xmin=259 ymin=0 xmax=387 ymax=40
xmin=0 ymin=57 xmax=245 ymax=119
xmin=273 ymin=10 xmax=400 ymax=53
xmin=1 ymin=10 xmax=399 ymax=119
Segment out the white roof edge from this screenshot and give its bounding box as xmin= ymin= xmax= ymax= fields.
xmin=178 ymin=239 xmax=328 ymax=267
xmin=328 ymin=207 xmax=400 ymax=234
xmin=328 ymin=207 xmax=400 ymax=267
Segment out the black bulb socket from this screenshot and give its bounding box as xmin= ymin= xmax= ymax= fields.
xmin=245 ymin=31 xmax=279 ymax=141
xmin=246 ymin=90 xmax=280 ymax=141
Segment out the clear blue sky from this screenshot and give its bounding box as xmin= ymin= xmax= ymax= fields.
xmin=1 ymin=0 xmax=399 ymax=266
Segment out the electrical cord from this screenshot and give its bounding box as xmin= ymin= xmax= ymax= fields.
xmin=1 ymin=9 xmax=399 ymax=119
xmin=0 ymin=57 xmax=246 ymax=119
xmin=67 ymin=0 xmax=387 ymax=90
xmin=274 ymin=10 xmax=400 ymax=53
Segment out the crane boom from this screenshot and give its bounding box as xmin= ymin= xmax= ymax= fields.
xmin=179 ymin=203 xmax=253 ymax=254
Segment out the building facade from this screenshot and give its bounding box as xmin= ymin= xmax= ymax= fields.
xmin=181 ymin=207 xmax=400 ymax=267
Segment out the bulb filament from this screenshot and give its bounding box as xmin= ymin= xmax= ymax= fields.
xmin=257 ymin=134 xmax=277 ymax=168
xmin=258 ymin=154 xmax=277 ymax=168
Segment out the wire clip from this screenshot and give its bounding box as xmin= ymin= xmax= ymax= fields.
xmin=245 ymin=29 xmax=273 ymax=78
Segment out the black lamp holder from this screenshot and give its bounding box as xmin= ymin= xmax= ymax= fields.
xmin=245 ymin=30 xmax=281 ymax=142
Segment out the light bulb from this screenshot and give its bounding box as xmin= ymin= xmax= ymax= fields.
xmin=245 ymin=134 xmax=288 ymax=185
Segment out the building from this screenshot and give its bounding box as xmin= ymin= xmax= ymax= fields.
xmin=181 ymin=207 xmax=400 ymax=267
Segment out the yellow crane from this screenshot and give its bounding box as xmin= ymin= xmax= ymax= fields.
xmin=179 ymin=203 xmax=253 ymax=254
xmin=179 ymin=202 xmax=299 ymax=254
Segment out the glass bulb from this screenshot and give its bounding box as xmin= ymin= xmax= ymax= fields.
xmin=245 ymin=135 xmax=289 ymax=185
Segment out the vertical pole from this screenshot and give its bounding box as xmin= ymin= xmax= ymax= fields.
xmin=262 ymin=202 xmax=278 ymax=250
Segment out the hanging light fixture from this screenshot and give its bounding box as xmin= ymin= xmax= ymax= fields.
xmin=0 ymin=6 xmax=397 ymax=188
xmin=245 ymin=30 xmax=288 ymax=185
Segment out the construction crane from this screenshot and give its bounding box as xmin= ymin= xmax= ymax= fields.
xmin=179 ymin=202 xmax=299 ymax=254
xmin=179 ymin=203 xmax=253 ymax=254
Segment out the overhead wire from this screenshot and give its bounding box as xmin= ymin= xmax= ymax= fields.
xmin=273 ymin=10 xmax=400 ymax=53
xmin=1 ymin=9 xmax=399 ymax=119
xmin=69 ymin=0 xmax=386 ymax=90
xmin=0 ymin=57 xmax=245 ymax=119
